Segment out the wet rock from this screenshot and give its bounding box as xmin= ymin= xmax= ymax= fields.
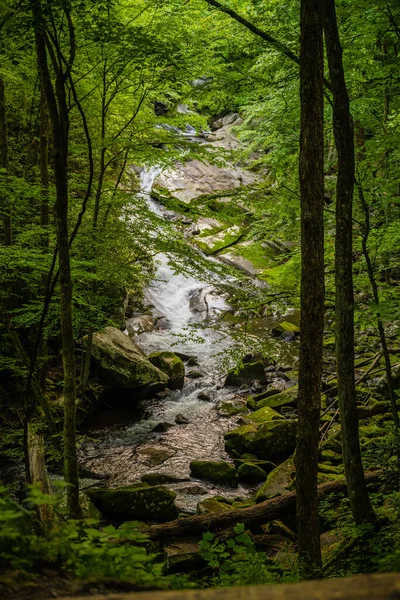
xmin=250 ymin=380 xmax=264 ymax=393
xmin=141 ymin=473 xmax=186 ymax=486
xmin=190 ymin=460 xmax=238 ymax=486
xmin=154 ymin=159 xmax=255 ymax=204
xmin=189 ymin=286 xmax=227 ymax=318
xmin=88 ymin=483 xmax=178 ymax=522
xmin=90 ymin=327 xmax=168 ymax=396
xmin=224 ymin=419 xmax=297 ymax=460
xmin=126 ymin=315 xmax=155 ymax=336
xmin=243 ymin=406 xmax=284 ymax=425
xmin=175 ymin=413 xmax=190 ymax=425
xmin=196 ymin=225 xmax=244 ymax=255
xmin=255 ymin=459 xmax=295 ymax=503
xmin=237 ymin=462 xmax=267 ymax=484
xmin=217 ymin=397 xmax=248 ymax=417
xmin=198 ymin=390 xmax=214 ymax=402
xmin=271 ymin=321 xmax=300 ymax=337
xmin=225 ymin=361 xmax=267 ymax=387
xmin=187 ymin=370 xmax=203 ymax=379
xmin=187 ymin=357 xmax=200 ymax=367
xmin=197 ymin=497 xmax=233 ymax=514
xmin=148 ymin=351 xmax=185 ymax=390
xmin=137 ymin=446 xmax=176 ymax=466
xmin=218 ymin=252 xmax=261 ymax=277
xmin=212 ymin=113 xmax=240 ymax=130
xmin=152 ymin=422 xmax=174 ymax=433
xmin=154 ymin=100 xmax=169 ymax=116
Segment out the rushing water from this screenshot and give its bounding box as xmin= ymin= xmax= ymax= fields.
xmin=80 ymin=159 xmax=299 ymax=513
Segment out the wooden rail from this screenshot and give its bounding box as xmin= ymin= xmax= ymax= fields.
xmin=68 ymin=573 xmax=400 ymax=600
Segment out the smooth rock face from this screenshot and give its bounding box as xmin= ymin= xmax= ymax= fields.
xmin=91 ymin=327 xmax=168 ymax=394
xmin=190 ymin=460 xmax=238 ymax=486
xmin=154 ymin=159 xmax=256 ymax=204
xmin=126 ymin=315 xmax=155 ymax=336
xmin=224 ymin=419 xmax=297 ymax=460
xmin=218 ymin=252 xmax=261 ymax=276
xmin=225 ymin=361 xmax=267 ymax=387
xmin=88 ymin=483 xmax=178 ymax=522
xmin=148 ymin=351 xmax=185 ymax=390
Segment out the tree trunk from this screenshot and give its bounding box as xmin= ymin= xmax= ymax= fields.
xmin=296 ymin=0 xmax=325 ymax=576
xmin=323 ymin=0 xmax=375 ymax=525
xmin=0 ymin=75 xmax=11 ymax=246
xmin=141 ymin=471 xmax=382 ymax=543
xmin=28 ymin=427 xmax=54 ymax=523
xmin=30 ymin=0 xmax=81 ymax=519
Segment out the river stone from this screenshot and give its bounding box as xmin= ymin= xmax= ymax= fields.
xmin=91 ymin=327 xmax=168 ymax=395
xmin=88 ymin=483 xmax=178 ymax=522
xmin=225 ymin=361 xmax=267 ymax=387
xmin=197 ymin=497 xmax=233 ymax=515
xmin=271 ymin=321 xmax=300 ymax=337
xmin=255 ymin=459 xmax=295 ymax=503
xmin=141 ymin=473 xmax=186 ymax=486
xmin=196 ymin=225 xmax=244 ymax=255
xmin=190 ymin=460 xmax=238 ymax=486
xmin=256 ymin=386 xmax=298 ymax=410
xmin=237 ymin=463 xmax=267 ymax=484
xmin=224 ymin=419 xmax=297 ymax=460
xmin=148 ymin=351 xmax=185 ymax=390
xmin=126 ymin=315 xmax=155 ymax=336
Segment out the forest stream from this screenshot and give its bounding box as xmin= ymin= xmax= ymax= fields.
xmin=79 ymin=158 xmax=300 ymax=513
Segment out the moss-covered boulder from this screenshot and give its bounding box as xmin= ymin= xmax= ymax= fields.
xmin=245 ymin=406 xmax=284 ymax=424
xmin=237 ymin=462 xmax=267 ymax=484
xmin=197 ymin=497 xmax=233 ymax=515
xmin=91 ymin=327 xmax=168 ymax=396
xmin=271 ymin=321 xmax=300 ymax=336
xmin=190 ymin=460 xmax=238 ymax=486
xmin=148 ymin=351 xmax=185 ymax=390
xmin=225 ymin=361 xmax=267 ymax=387
xmin=255 ymin=459 xmax=295 ymax=503
xmin=225 ymin=418 xmax=296 ymax=460
xmin=88 ymin=483 xmax=178 ymax=522
xmin=256 ymin=386 xmax=298 ymax=410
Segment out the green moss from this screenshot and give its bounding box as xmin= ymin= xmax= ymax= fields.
xmin=225 ymin=361 xmax=267 ymax=386
xmin=257 ymin=386 xmax=298 ymax=410
xmin=320 ymin=449 xmax=343 ymax=466
xmin=190 ymin=460 xmax=238 ymax=485
xmin=237 ymin=462 xmax=267 ymax=483
xmin=148 ymin=351 xmax=185 ymax=390
xmin=245 ymin=405 xmax=284 ymax=424
xmin=225 ymin=419 xmax=297 ymax=460
xmin=88 ymin=484 xmax=178 ymax=522
xmin=271 ymin=321 xmax=300 ymax=335
xmin=197 ymin=497 xmax=233 ymax=515
xmin=255 ymin=458 xmax=295 ymax=503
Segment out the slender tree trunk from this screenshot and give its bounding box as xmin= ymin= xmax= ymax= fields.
xmin=296 ymin=0 xmax=325 ymax=577
xmin=30 ymin=0 xmax=81 ymax=519
xmin=0 ymin=76 xmax=11 ymax=246
xmin=323 ymin=0 xmax=375 ymax=525
xmin=357 ymin=181 xmax=399 ymax=427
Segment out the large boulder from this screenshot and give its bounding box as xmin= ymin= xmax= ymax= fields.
xmin=148 ymin=351 xmax=185 ymax=390
xmin=91 ymin=327 xmax=168 ymax=395
xmin=225 ymin=418 xmax=297 ymax=460
xmin=237 ymin=462 xmax=267 ymax=484
xmin=256 ymin=386 xmax=298 ymax=411
xmin=88 ymin=483 xmax=178 ymax=522
xmin=190 ymin=460 xmax=238 ymax=486
xmin=255 ymin=459 xmax=295 ymax=503
xmin=225 ymin=361 xmax=267 ymax=387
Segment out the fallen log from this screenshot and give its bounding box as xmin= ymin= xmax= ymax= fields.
xmin=144 ymin=470 xmax=382 ymax=542
xmin=65 ymin=572 xmax=400 ymax=600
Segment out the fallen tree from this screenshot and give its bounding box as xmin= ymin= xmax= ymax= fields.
xmin=144 ymin=470 xmax=382 ymax=542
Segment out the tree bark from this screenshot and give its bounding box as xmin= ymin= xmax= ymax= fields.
xmin=141 ymin=471 xmax=382 ymax=543
xmin=28 ymin=427 xmax=54 ymax=523
xmin=323 ymin=0 xmax=375 ymax=525
xmin=296 ymin=0 xmax=325 ymax=576
xmin=0 ymin=75 xmax=11 ymax=246
xmin=30 ymin=0 xmax=81 ymax=519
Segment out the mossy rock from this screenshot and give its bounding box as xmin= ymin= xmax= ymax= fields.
xmin=320 ymin=437 xmax=342 ymax=454
xmin=217 ymin=398 xmax=248 ymax=417
xmin=271 ymin=321 xmax=300 ymax=336
xmin=196 ymin=225 xmax=244 ymax=255
xmin=237 ymin=462 xmax=267 ymax=483
xmin=225 ymin=361 xmax=267 ymax=387
xmin=225 ymin=419 xmax=297 ymax=460
xmin=318 ymin=463 xmax=344 ymax=475
xmin=91 ymin=327 xmax=168 ymax=395
xmin=323 ymin=336 xmax=336 ymax=349
xmin=88 ymin=483 xmax=178 ymax=522
xmin=233 ymin=458 xmax=276 ymax=473
xmin=257 ymin=386 xmax=298 ymax=410
xmin=197 ymin=497 xmax=233 ymax=515
xmin=320 ymin=449 xmax=343 ymax=466
xmin=190 ymin=460 xmax=238 ymax=486
xmin=148 ymin=351 xmax=185 ymax=390
xmin=244 ymin=406 xmax=284 ymax=424
xmin=255 ymin=459 xmax=295 ymax=503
